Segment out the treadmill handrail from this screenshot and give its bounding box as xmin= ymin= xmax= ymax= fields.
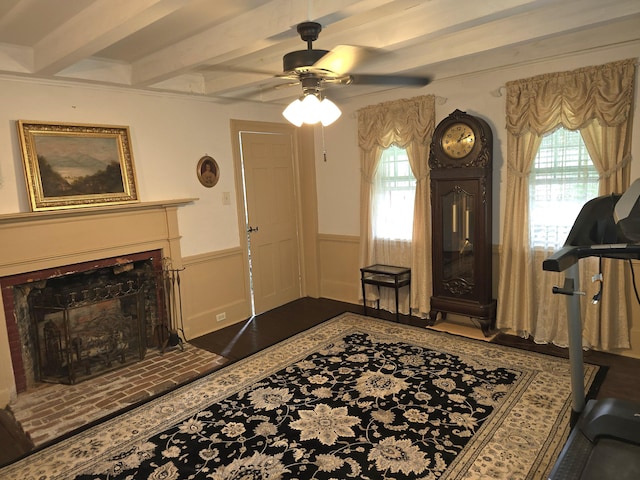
xmin=543 ymin=244 xmax=640 ymax=273
xmin=543 ymin=246 xmax=579 ymax=272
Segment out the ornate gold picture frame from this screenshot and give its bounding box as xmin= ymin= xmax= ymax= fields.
xmin=17 ymin=121 xmax=139 ymax=211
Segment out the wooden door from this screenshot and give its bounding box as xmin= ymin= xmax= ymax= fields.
xmin=241 ymin=131 xmax=301 ymax=314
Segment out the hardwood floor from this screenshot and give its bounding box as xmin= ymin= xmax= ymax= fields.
xmin=1 ymin=296 xmax=639 ymax=468
xmin=189 ymin=297 xmax=366 ymax=362
xmin=190 ymin=297 xmax=640 ymax=403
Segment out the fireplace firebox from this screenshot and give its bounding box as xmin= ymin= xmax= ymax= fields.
xmin=31 ymin=276 xmax=147 ymax=384
xmin=4 ymin=250 xmax=166 ymax=388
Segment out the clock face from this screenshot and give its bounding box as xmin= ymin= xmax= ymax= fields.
xmin=441 ymin=123 xmax=476 ymax=159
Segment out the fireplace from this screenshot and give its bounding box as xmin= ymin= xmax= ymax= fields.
xmin=5 ymin=251 xmax=165 ymax=388
xmin=0 ymin=199 xmax=192 ymax=403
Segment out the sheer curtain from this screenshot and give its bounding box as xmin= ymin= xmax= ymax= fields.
xmin=358 ymin=95 xmax=435 ymax=316
xmin=498 ymin=58 xmax=636 ymax=350
xmin=371 ymin=146 xmax=415 ymax=243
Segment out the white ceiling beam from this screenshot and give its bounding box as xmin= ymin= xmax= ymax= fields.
xmin=205 ymin=0 xmax=640 ymax=103
xmin=131 ymin=0 xmax=395 ymax=86
xmin=55 ymin=57 xmax=132 ymax=85
xmin=328 ymin=16 xmax=640 ymax=106
xmin=427 ymin=17 xmax=640 ymax=85
xmin=293 ymin=0 xmax=557 ymax=52
xmin=195 ymin=0 xmax=421 ymax=70
xmin=33 ymin=0 xmax=190 ymax=76
xmin=0 ymin=43 xmax=32 ymax=74
xmin=364 ymin=0 xmax=640 ymax=76
xmin=198 ymin=0 xmax=558 ymax=96
xmin=147 ymin=73 xmax=207 ymax=95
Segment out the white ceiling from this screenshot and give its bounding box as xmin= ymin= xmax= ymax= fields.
xmin=0 ymin=0 xmax=638 ymax=105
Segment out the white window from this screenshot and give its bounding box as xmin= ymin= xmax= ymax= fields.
xmin=372 ymin=145 xmax=416 ymax=241
xmin=529 ymin=128 xmax=599 ymax=250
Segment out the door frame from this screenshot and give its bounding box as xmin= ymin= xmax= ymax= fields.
xmin=230 ymin=120 xmax=320 ymax=314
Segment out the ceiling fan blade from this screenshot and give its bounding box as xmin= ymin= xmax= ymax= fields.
xmin=346 ymin=74 xmax=432 ymax=87
xmin=273 ymin=80 xmax=301 ymax=90
xmin=312 ymin=45 xmax=377 ymax=76
xmin=213 ymin=77 xmax=300 ymax=104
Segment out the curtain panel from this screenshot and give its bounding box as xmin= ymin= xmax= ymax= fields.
xmin=498 ymin=58 xmax=636 ymax=350
xmin=357 ymin=95 xmax=436 ymax=317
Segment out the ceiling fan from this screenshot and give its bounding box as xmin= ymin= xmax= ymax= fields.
xmin=279 ymin=21 xmax=432 ymax=97
xmin=277 ymin=21 xmax=431 ymax=126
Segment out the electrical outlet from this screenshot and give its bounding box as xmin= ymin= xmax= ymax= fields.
xmin=216 ymin=312 xmax=226 ymax=322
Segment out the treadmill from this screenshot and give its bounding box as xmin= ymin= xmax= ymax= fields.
xmin=543 ymin=180 xmax=640 ymax=479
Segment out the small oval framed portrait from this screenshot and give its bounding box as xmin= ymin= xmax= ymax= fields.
xmin=197 ymin=155 xmax=220 ymax=188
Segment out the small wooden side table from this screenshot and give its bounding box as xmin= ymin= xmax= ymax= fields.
xmin=360 ymin=264 xmax=411 ymax=322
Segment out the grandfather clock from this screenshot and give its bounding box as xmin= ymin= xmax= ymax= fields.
xmin=428 ymin=109 xmax=496 ymax=335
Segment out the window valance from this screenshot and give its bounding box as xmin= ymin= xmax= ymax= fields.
xmin=506 ymin=58 xmax=636 ymax=136
xmin=357 ymin=95 xmax=435 ymax=151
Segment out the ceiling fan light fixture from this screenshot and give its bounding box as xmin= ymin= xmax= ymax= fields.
xmin=301 ymin=93 xmax=322 ymax=124
xmin=283 ymin=93 xmax=341 ymax=127
xmin=318 ymin=97 xmax=341 ymax=126
xmin=282 ymin=97 xmax=305 ymax=126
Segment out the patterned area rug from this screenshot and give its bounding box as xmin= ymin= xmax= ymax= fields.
xmin=0 ymin=313 xmax=601 ymax=480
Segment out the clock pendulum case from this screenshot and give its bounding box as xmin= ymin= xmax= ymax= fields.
xmin=428 ymin=109 xmax=496 ymax=335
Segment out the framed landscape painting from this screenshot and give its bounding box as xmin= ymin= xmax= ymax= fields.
xmin=17 ymin=121 xmax=139 ymax=211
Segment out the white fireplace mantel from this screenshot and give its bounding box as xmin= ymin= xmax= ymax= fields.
xmin=0 ymin=198 xmax=196 ymax=406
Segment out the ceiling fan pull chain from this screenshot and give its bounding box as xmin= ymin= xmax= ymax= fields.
xmin=322 ymin=124 xmax=327 ymax=162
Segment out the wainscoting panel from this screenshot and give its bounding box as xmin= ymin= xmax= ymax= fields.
xmin=317 ymin=234 xmax=360 ymax=304
xmin=180 ymin=247 xmax=251 ymax=340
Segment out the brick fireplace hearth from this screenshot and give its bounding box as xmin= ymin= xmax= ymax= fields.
xmin=10 ymin=342 xmax=227 ymax=447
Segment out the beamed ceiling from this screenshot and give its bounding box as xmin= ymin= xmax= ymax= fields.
xmin=0 ymin=0 xmax=638 ymax=105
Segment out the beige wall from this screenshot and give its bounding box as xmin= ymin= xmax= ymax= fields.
xmin=0 ymin=77 xmax=284 ymax=256
xmin=315 ymin=42 xmax=640 ymax=239
xmin=312 ymin=40 xmax=640 ymax=361
xmin=1 ymin=40 xmax=639 ymax=408
xmin=175 ymin=123 xmax=322 ymax=340
xmin=315 ymin=234 xmax=640 ymax=360
xmin=146 ymin=230 xmax=640 ymax=362
xmin=177 ymin=41 xmax=640 ymax=360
